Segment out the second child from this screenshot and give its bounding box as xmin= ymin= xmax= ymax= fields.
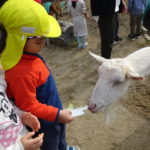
xmin=67 ymin=0 xmax=89 ymax=49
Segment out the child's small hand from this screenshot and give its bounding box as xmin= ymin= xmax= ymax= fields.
xmin=21 ymin=112 xmax=40 ymax=131
xmin=86 ymin=15 xmax=91 ymax=19
xmin=21 ymin=131 xmax=44 ymax=150
xmin=58 ymin=110 xmax=74 ymax=123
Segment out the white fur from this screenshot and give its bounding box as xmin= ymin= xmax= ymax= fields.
xmin=88 ymin=47 xmax=150 ymax=115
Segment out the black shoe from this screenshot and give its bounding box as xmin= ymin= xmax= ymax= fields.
xmin=135 ymin=33 xmax=142 ymax=39
xmin=128 ymin=34 xmax=136 ymax=40
xmin=113 ymin=36 xmax=122 ymax=45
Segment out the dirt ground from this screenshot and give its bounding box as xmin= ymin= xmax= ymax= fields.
xmin=41 ymin=1 xmax=150 ymax=150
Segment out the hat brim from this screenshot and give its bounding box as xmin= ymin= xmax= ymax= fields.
xmin=44 ymin=15 xmax=61 ymax=38
xmin=0 ymin=15 xmax=61 ymax=70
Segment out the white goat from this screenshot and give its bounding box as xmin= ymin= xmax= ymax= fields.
xmin=88 ymin=47 xmax=150 ymax=115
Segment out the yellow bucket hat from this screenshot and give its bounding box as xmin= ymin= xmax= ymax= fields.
xmin=0 ymin=0 xmax=61 ymax=70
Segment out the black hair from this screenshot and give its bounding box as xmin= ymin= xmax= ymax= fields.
xmin=0 ymin=24 xmax=7 ymax=53
xmin=0 ymin=0 xmax=7 ymax=7
xmin=72 ymin=1 xmax=76 ymax=8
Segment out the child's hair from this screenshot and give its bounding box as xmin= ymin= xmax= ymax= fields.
xmin=72 ymin=1 xmax=76 ymax=8
xmin=0 ymin=24 xmax=7 ymax=53
xmin=0 ymin=0 xmax=7 ymax=7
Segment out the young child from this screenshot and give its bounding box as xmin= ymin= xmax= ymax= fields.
xmin=67 ymin=0 xmax=89 ymax=49
xmin=128 ymin=0 xmax=147 ymax=40
xmin=0 ymin=75 xmax=44 ymax=150
xmin=0 ymin=0 xmax=79 ymax=150
xmin=43 ymin=0 xmax=63 ymax=20
xmin=0 ymin=20 xmax=44 ymax=150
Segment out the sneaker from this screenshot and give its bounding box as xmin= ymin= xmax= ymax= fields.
xmin=128 ymin=34 xmax=136 ymax=40
xmin=135 ymin=33 xmax=142 ymax=39
xmin=77 ymin=45 xmax=82 ymax=49
xmin=113 ymin=36 xmax=122 ymax=45
xmin=81 ymin=42 xmax=88 ymax=48
xmin=66 ymin=146 xmax=80 ymax=150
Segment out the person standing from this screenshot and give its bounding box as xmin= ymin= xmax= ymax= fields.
xmin=90 ymin=0 xmax=124 ymax=58
xmin=128 ymin=0 xmax=147 ymax=40
xmin=67 ymin=0 xmax=89 ymax=49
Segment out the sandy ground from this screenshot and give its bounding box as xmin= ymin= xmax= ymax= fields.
xmin=41 ymin=1 xmax=150 ymax=150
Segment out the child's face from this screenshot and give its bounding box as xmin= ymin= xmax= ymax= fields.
xmin=23 ymin=36 xmax=46 ymax=54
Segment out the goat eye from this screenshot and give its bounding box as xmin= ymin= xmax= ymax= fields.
xmin=113 ymin=80 xmax=122 ymax=86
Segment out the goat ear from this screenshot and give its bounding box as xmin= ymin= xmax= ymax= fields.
xmin=126 ymin=70 xmax=144 ymax=80
xmin=89 ymin=51 xmax=107 ymax=64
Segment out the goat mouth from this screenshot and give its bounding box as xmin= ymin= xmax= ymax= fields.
xmin=88 ymin=108 xmax=99 ymax=113
xmin=88 ymin=105 xmax=104 ymax=113
xmin=88 ymin=105 xmax=99 ymax=113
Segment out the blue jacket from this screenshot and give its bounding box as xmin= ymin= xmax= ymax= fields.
xmin=128 ymin=0 xmax=147 ymax=15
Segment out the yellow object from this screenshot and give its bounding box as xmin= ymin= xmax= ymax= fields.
xmin=67 ymin=103 xmax=74 ymax=109
xmin=0 ymin=0 xmax=61 ymax=70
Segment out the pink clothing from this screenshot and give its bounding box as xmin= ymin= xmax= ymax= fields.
xmin=0 ymin=122 xmax=22 ymax=148
xmin=0 ymin=78 xmax=24 ymax=150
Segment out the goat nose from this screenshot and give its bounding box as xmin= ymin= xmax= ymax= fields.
xmin=88 ymin=103 xmax=96 ymax=110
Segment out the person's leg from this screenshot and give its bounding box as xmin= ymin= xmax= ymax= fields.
xmin=128 ymin=14 xmax=136 ymax=40
xmin=114 ymin=12 xmax=119 ymax=39
xmin=98 ymin=15 xmax=115 ymax=59
xmin=58 ymin=123 xmax=80 ymax=150
xmin=33 ymin=121 xmax=66 ymax=150
xmin=80 ymin=36 xmax=87 ymax=48
xmin=114 ymin=12 xmax=122 ymax=44
xmin=58 ymin=124 xmax=67 ymax=150
xmin=136 ymin=14 xmax=142 ymax=35
xmin=76 ymin=36 xmax=82 ymax=49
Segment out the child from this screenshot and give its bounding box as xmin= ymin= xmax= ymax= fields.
xmin=67 ymin=0 xmax=89 ymax=49
xmin=43 ymin=0 xmax=62 ymax=20
xmin=0 ymin=21 xmax=44 ymax=150
xmin=0 ymin=0 xmax=79 ymax=150
xmin=128 ymin=0 xmax=147 ymax=40
xmin=0 ymin=75 xmax=44 ymax=150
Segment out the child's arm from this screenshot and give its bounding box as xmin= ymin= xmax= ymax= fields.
xmin=11 ymin=101 xmax=40 ymax=131
xmin=58 ymin=109 xmax=74 ymax=123
xmin=21 ymin=112 xmax=40 ymax=131
xmin=84 ymin=12 xmax=90 ymax=19
xmin=82 ymin=0 xmax=90 ymax=19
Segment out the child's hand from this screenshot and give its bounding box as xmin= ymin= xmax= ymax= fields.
xmin=58 ymin=109 xmax=74 ymax=123
xmin=21 ymin=112 xmax=40 ymax=131
xmin=21 ymin=132 xmax=44 ymax=150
